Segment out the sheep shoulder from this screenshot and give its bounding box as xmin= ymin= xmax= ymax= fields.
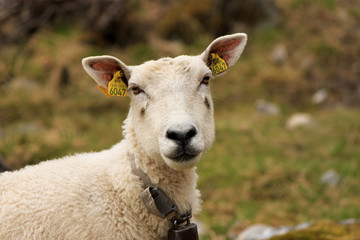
xmin=0 ymin=141 xmax=163 ymax=239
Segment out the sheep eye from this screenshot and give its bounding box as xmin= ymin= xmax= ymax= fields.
xmin=130 ymin=85 xmax=142 ymax=95
xmin=201 ymin=76 xmax=210 ymax=85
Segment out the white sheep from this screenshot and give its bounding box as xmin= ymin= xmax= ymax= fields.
xmin=0 ymin=33 xmax=247 ymax=240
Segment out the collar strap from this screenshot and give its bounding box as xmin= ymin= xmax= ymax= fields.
xmin=129 ymin=154 xmax=192 ymax=226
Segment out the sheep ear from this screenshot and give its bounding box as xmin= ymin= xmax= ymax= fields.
xmin=201 ymin=33 xmax=247 ymax=76
xmin=82 ymin=55 xmax=131 ymax=89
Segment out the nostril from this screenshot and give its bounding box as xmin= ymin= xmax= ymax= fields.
xmin=166 ymin=126 xmax=198 ymax=145
xmin=185 ymin=127 xmax=197 ymax=140
xmin=166 ymin=130 xmax=181 ymax=141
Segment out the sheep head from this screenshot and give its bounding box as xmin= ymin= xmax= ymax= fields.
xmin=82 ymin=33 xmax=247 ymax=171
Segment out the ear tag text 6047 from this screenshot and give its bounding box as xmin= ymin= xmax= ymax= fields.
xmin=209 ymin=52 xmax=227 ymax=75
xmin=108 ymin=70 xmax=127 ymax=97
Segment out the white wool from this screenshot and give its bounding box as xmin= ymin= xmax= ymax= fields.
xmin=0 ymin=33 xmax=247 ymax=239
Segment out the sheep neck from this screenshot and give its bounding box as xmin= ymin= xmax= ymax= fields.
xmin=123 ymin=122 xmax=200 ymax=215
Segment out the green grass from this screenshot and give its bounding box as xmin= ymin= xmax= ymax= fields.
xmin=196 ymin=104 xmax=360 ymax=238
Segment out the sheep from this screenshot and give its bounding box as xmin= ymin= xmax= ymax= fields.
xmin=0 ymin=33 xmax=247 ymax=240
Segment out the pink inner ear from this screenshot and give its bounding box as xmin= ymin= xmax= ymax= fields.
xmin=212 ymin=39 xmax=242 ymax=62
xmin=89 ymin=60 xmax=120 ymax=83
xmin=90 ymin=61 xmax=119 ymax=72
xmin=103 ymin=73 xmax=113 ymax=82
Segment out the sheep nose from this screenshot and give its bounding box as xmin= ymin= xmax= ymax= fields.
xmin=166 ymin=126 xmax=198 ymax=146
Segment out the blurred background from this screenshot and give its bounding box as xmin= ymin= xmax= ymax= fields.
xmin=0 ymin=0 xmax=359 ymax=239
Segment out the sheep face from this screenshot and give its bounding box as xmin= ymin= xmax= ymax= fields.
xmin=127 ymin=56 xmax=215 ymax=170
xmin=82 ymin=33 xmax=247 ymax=171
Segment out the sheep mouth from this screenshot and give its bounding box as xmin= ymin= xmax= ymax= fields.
xmin=162 ymin=149 xmax=203 ymax=170
xmin=164 ymin=146 xmax=202 ymax=162
xmin=168 ymin=153 xmax=199 ymax=162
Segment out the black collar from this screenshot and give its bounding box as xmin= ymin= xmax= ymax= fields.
xmin=128 ymin=154 xmax=192 ymax=226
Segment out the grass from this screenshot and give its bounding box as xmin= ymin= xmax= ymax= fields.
xmin=197 ymin=103 xmax=360 ymax=238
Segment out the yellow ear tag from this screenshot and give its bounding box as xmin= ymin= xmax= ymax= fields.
xmin=98 ymin=85 xmax=111 ymax=97
xmin=209 ymin=52 xmax=228 ymax=75
xmin=108 ymin=71 xmax=127 ymax=97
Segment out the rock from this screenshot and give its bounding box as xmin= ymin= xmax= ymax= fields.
xmin=234 ymin=220 xmax=360 ymax=240
xmin=270 ymin=220 xmax=360 ymax=239
xmin=236 ymin=224 xmax=273 ymax=240
xmin=270 ymin=44 xmax=288 ymax=65
xmin=312 ymin=89 xmax=328 ymax=105
xmin=286 ymin=113 xmax=315 ymax=129
xmin=17 ymin=123 xmax=43 ymax=135
xmin=255 ymin=99 xmax=280 ymax=115
xmin=339 ymin=219 xmax=360 ymax=225
xmin=0 ymin=123 xmax=43 ymax=139
xmin=293 ymin=222 xmax=311 ymax=230
xmin=300 ymin=57 xmax=314 ymax=70
xmin=320 ymin=169 xmax=341 ymax=186
xmin=236 ymin=224 xmax=292 ymax=240
xmin=8 ymin=77 xmax=41 ymax=91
